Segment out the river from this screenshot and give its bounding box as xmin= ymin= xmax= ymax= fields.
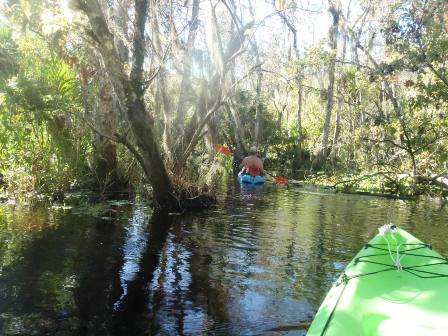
xmin=1 ymin=182 xmax=447 ymax=335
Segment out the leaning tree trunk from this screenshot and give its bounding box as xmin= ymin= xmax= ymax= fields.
xmin=312 ymin=0 xmax=340 ymax=170
xmin=75 ymin=0 xmax=176 ymax=210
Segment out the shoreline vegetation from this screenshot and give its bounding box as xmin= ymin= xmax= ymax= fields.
xmin=2 ymin=169 xmax=448 ymax=207
xmin=1 ymin=1 xmax=447 ymax=211
xmin=305 ymin=171 xmax=448 ymax=199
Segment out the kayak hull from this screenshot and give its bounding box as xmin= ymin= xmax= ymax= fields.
xmin=238 ymin=172 xmax=266 ymax=184
xmin=307 ymin=227 xmax=448 ymax=336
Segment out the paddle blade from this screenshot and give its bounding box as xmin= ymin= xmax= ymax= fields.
xmin=214 ymin=144 xmax=233 ymax=156
xmin=275 ymin=176 xmax=289 ymax=184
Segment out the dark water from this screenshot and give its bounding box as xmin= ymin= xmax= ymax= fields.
xmin=1 ymin=183 xmax=448 ymax=335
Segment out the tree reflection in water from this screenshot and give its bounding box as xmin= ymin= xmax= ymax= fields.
xmin=1 ymin=187 xmax=448 ymax=335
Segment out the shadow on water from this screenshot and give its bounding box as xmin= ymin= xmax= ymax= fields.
xmin=1 ymin=185 xmax=448 ymax=335
xmin=73 ymin=217 xmax=121 ymax=334
xmin=0 ymin=207 xmax=125 ymax=334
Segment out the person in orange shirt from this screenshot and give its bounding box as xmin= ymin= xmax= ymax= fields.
xmin=240 ymin=146 xmax=264 ymax=177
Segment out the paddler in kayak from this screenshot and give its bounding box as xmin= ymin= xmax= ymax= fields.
xmin=240 ymin=146 xmax=264 ymax=177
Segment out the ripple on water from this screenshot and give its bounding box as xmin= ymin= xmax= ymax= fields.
xmin=1 ymin=185 xmax=448 ymax=335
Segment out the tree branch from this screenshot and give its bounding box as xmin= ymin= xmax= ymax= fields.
xmin=362 ymin=137 xmax=408 ymax=151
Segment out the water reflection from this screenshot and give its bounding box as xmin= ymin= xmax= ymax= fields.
xmin=0 ymin=186 xmax=448 ymax=335
xmin=114 ymin=207 xmax=151 ymax=311
xmin=240 ymin=183 xmax=265 ymax=201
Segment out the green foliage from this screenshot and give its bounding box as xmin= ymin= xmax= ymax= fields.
xmin=267 ymin=124 xmax=304 ymax=168
xmin=384 ymin=0 xmax=448 ymax=103
xmin=258 ymin=0 xmax=448 ymax=197
xmin=0 ymin=26 xmax=92 ymax=197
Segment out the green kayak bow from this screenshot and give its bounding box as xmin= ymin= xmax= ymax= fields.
xmin=307 ymin=225 xmax=448 ymax=336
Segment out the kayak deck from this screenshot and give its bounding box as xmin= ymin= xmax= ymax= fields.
xmin=307 ymin=227 xmax=448 ymax=335
xmin=238 ymin=172 xmax=265 ymax=184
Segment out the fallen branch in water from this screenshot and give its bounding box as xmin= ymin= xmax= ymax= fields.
xmin=405 ymin=173 xmax=448 ymax=190
xmin=331 ymin=171 xmax=448 ymax=196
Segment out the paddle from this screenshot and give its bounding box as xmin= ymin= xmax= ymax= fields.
xmin=264 ymin=171 xmax=289 ymax=184
xmin=214 ymin=144 xmax=233 ymax=156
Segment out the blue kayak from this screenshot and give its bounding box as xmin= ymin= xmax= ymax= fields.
xmin=238 ymin=172 xmax=266 ymax=184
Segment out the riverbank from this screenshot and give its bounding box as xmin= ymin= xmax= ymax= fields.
xmin=304 ymin=171 xmax=448 ymax=200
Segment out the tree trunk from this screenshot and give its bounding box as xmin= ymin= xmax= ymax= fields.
xmin=248 ymin=0 xmax=262 ymax=148
xmin=94 ymin=74 xmax=120 ymax=191
xmin=329 ymin=96 xmax=342 ymax=166
xmin=197 ymin=79 xmax=219 ymax=159
xmin=174 ymin=0 xmax=200 ymax=134
xmin=347 ymin=104 xmax=355 ymax=168
xmin=253 ymin=63 xmax=262 ymax=147
xmin=312 ymin=0 xmax=340 ymax=170
xmin=75 ymin=0 xmax=176 ymax=210
xmin=329 ymin=16 xmax=348 ymax=166
xmin=227 ymin=64 xmax=247 ymax=170
xmin=151 ymin=4 xmax=174 ymax=162
xmin=253 ymin=57 xmax=262 ymax=147
xmin=177 ymin=75 xmax=223 ymax=171
xmin=229 ymin=67 xmax=247 ymax=158
xmin=295 ymin=81 xmax=303 ymax=167
xmin=159 ymin=70 xmax=174 ymax=160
